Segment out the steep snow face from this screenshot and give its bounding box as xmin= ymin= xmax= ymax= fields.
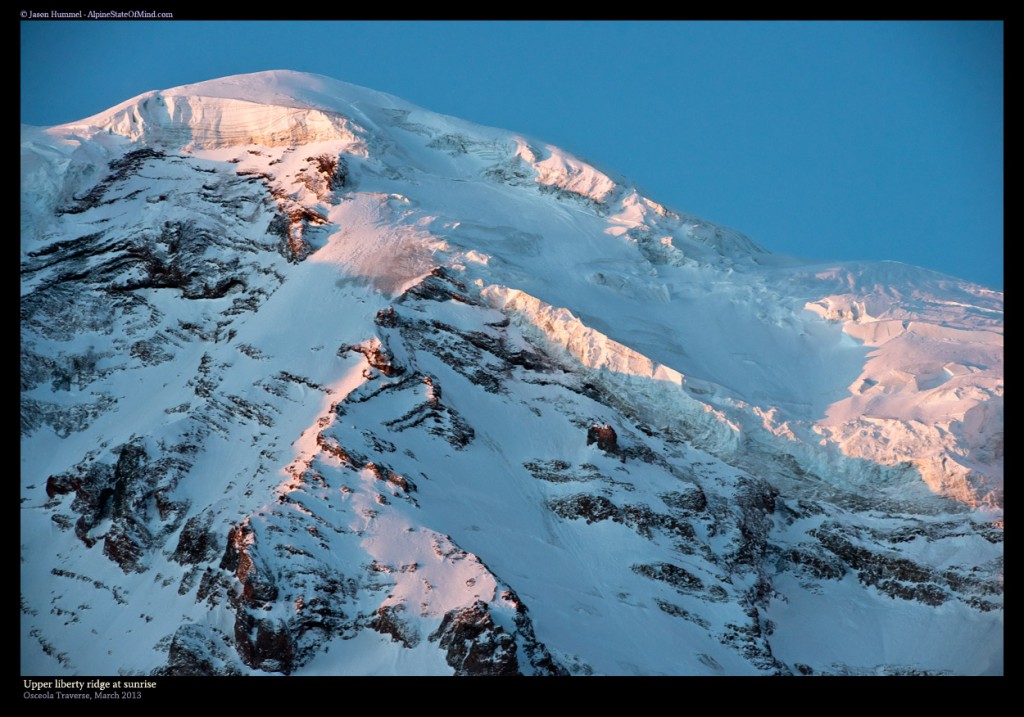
xmin=21 ymin=71 xmax=1002 ymax=676
xmin=85 ymin=94 xmax=369 ymax=152
xmin=57 ymin=71 xmax=393 ymax=149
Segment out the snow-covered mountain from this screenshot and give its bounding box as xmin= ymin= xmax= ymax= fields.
xmin=20 ymin=70 xmax=1003 ymax=676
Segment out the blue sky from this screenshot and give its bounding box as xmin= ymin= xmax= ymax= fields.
xmin=20 ymin=20 xmax=1003 ymax=289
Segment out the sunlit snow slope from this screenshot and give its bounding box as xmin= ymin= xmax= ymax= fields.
xmin=21 ymin=71 xmax=1002 ymax=676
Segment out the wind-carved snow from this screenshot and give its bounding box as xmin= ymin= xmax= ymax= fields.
xmin=20 ymin=70 xmax=1002 ymax=676
xmin=313 ymin=193 xmax=448 ymax=295
xmin=483 ymin=285 xmax=743 ymax=456
xmin=513 ymin=138 xmax=618 ymax=205
xmin=803 ymin=265 xmax=1003 ymax=508
xmin=72 ymin=93 xmax=370 ymax=152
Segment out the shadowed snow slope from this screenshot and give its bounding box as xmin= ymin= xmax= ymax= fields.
xmin=21 ymin=71 xmax=1002 ymax=676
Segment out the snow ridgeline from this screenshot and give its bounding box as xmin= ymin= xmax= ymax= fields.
xmin=483 ymin=284 xmax=1000 ymax=510
xmin=73 ymin=93 xmax=371 ymax=152
xmin=482 ymin=285 xmax=742 ymax=456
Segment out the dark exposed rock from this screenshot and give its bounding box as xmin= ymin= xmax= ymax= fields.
xmin=401 ymin=267 xmax=474 ymax=304
xmin=222 ymin=522 xmax=279 ymax=604
xmin=275 ymin=370 xmax=332 ymax=394
xmin=339 ymin=339 xmax=405 ymax=377
xmin=24 ymin=230 xmax=109 ymax=263
xmin=375 ymin=306 xmax=399 ymax=328
xmin=621 ymin=503 xmax=695 ymax=540
xmin=619 ymin=443 xmax=663 ymax=464
xmin=807 ymin=520 xmax=1001 ymax=609
xmin=219 ymin=526 xmax=243 ymax=573
xmin=538 ymin=182 xmax=607 ymax=213
xmin=157 ymin=624 xmax=242 ymax=676
xmin=729 ymin=476 xmax=779 ymax=568
xmin=707 ymin=585 xmax=728 ymax=602
xmin=234 ymin=610 xmax=295 ymax=675
xmin=20 ymin=345 xmax=57 ymax=392
xmin=172 ymin=511 xmax=220 ymax=565
xmin=718 ymin=605 xmax=788 ymax=674
xmin=130 ymin=337 xmax=175 ymax=366
xmin=20 ymin=345 xmax=107 ymax=393
xmin=298 ymin=154 xmax=348 ymax=196
xmin=406 ymin=325 xmax=502 ymax=393
xmin=523 ymin=459 xmax=587 ymax=483
xmin=587 ymin=423 xmax=619 ymax=453
xmin=380 ymin=376 xmax=475 ymax=449
xmin=371 ymin=604 xmax=420 ymax=647
xmin=427 ymin=133 xmax=471 ymax=156
xmin=315 ymin=433 xmax=367 ymax=469
xmin=60 ymin=148 xmax=167 ymax=214
xmin=103 ymin=524 xmax=148 ymax=574
xmin=21 ymin=283 xmax=117 ymax=341
xmin=655 ymin=598 xmax=710 ymax=629
xmin=819 ymin=663 xmax=952 ymax=677
xmin=782 ymin=546 xmax=847 ymax=580
xmin=810 ymin=527 xmax=955 ymax=606
xmin=191 ymin=353 xmax=218 ymax=398
xmin=548 ymin=493 xmax=694 ymax=541
xmin=44 ymin=439 xmax=189 ymax=573
xmin=22 ymin=396 xmax=118 ymax=438
xmin=430 ymin=601 xmax=520 ymax=676
xmin=499 ymin=589 xmax=567 ymax=676
xmin=267 ymin=203 xmax=328 ymax=262
xmin=365 ymin=462 xmax=416 ymax=492
xmin=424 ymin=319 xmax=554 ymax=374
xmin=660 ymin=486 xmax=708 ymax=513
xmin=218 ymin=521 xmax=326 ymax=674
xmin=484 ymin=156 xmax=533 ymax=185
xmin=632 ymin=562 xmax=704 ymax=592
xmin=549 ymin=493 xmax=619 ymax=524
xmin=287 ymin=570 xmax=359 ymax=659
xmin=46 ymin=461 xmax=110 ymax=500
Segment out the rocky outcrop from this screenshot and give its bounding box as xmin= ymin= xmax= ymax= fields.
xmin=808 ymin=523 xmax=1001 ymax=609
xmin=371 ymin=604 xmax=420 ymax=648
xmin=339 ymin=338 xmax=405 ymax=377
xmin=548 ymin=494 xmax=694 ymax=541
xmin=401 ymin=267 xmax=473 ymax=304
xmin=157 ymin=624 xmax=243 ymax=676
xmin=498 ymin=589 xmax=567 ymax=676
xmin=429 ymin=601 xmax=519 ymax=676
xmin=729 ymin=476 xmax=779 ymax=569
xmin=218 ymin=522 xmax=296 ymax=674
xmin=233 ymin=611 xmax=295 ymax=675
xmin=298 ymin=153 xmax=349 ymax=197
xmin=222 ymin=522 xmax=279 ymax=604
xmin=59 ymin=148 xmax=167 ymax=215
xmin=335 ymin=372 xmax=475 ymax=450
xmin=632 ymin=562 xmax=704 ymax=593
xmin=587 ymin=423 xmax=618 ymax=453
xmin=44 ymin=439 xmax=190 ymax=573
xmin=660 ymin=485 xmax=708 ymax=514
xmin=172 ymin=510 xmax=220 ymax=565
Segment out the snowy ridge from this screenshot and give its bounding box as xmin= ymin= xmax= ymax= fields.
xmin=80 ymin=93 xmax=369 ymax=152
xmin=21 ymin=71 xmax=1002 ymax=676
xmin=482 ymin=285 xmax=743 ymax=455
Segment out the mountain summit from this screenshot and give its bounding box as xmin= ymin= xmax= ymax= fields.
xmin=21 ymin=70 xmax=1003 ymax=676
